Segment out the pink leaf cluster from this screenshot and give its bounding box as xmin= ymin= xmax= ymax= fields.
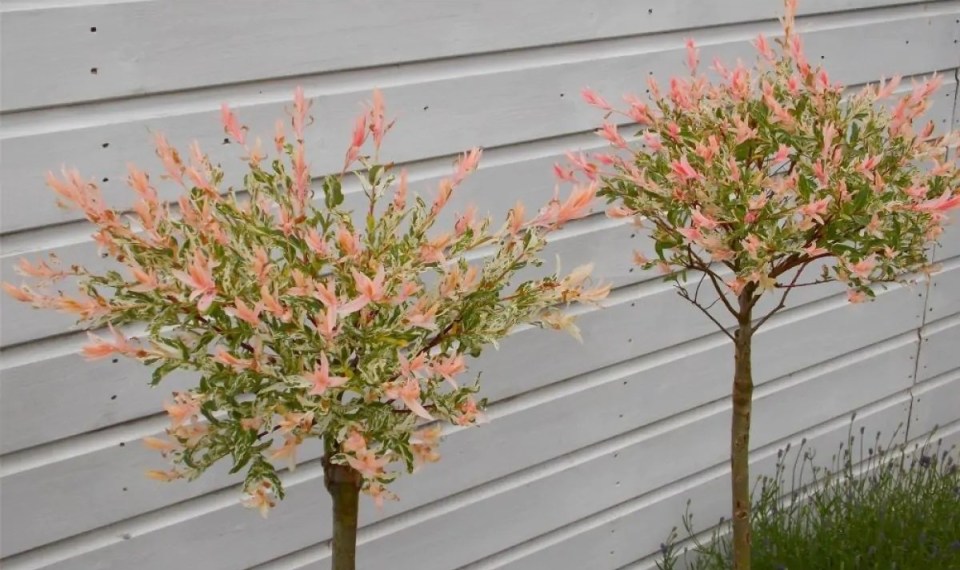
xmin=574 ymin=0 xmax=959 ymax=309
xmin=4 ymin=90 xmax=609 ymax=515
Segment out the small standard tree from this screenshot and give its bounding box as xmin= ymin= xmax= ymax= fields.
xmin=3 ymin=90 xmax=608 ymax=570
xmin=574 ymin=1 xmax=960 ymax=568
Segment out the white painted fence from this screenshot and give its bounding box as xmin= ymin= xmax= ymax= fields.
xmin=1 ymin=1 xmax=958 ymax=569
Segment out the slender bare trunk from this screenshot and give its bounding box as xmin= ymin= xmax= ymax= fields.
xmin=731 ymin=304 xmax=754 ymax=570
xmin=324 ymin=453 xmax=362 ymax=570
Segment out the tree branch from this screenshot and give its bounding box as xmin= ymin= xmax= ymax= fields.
xmin=770 ymin=251 xmax=832 ymax=278
xmin=692 ymin=271 xmax=707 ymax=304
xmin=774 ymin=278 xmax=832 ymax=289
xmin=702 ymin=267 xmax=740 ymax=318
xmin=686 ymin=247 xmax=739 ymax=318
xmin=770 ymin=216 xmax=835 ymax=279
xmin=189 ymin=310 xmax=275 ymax=363
xmin=676 ymin=284 xmax=736 ymax=341
xmin=751 ymin=260 xmax=812 ymax=333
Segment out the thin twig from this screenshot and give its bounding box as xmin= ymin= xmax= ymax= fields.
xmin=693 ymin=271 xmax=708 ymax=304
xmin=702 ymin=267 xmax=740 ymax=318
xmin=686 ymin=246 xmax=739 ymax=318
xmin=774 ymin=278 xmax=832 ymax=289
xmin=752 ymin=260 xmax=811 ymax=333
xmin=770 ymin=251 xmax=831 ymax=278
xmin=676 ymin=284 xmax=736 ymax=341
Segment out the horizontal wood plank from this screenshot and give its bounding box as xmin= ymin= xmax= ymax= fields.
xmin=917 ymin=314 xmax=960 ymax=383
xmin=461 ymin=393 xmax=920 ymax=570
xmin=910 ymin=367 xmax=960 ymax=436
xmin=480 ymin=402 xmax=960 ymax=570
xmin=0 ymin=0 xmax=941 ymax=111
xmin=0 ymin=223 xmax=863 ymax=454
xmin=0 ymin=283 xmax=923 ymax=564
xmin=4 ymin=69 xmax=953 ymax=346
xmin=3 ymin=2 xmax=958 ymax=568
xmin=935 ymin=217 xmax=960 ymax=261
xmin=2 ymin=13 xmax=956 ymax=233
xmin=0 ymin=208 xmax=634 ymax=347
xmin=927 ymin=257 xmax=960 ymax=322
xmin=319 ymin=337 xmax=920 ymax=570
xmin=12 ymin=332 xmax=916 ymax=570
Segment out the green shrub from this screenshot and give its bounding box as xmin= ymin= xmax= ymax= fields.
xmin=659 ymin=425 xmax=960 ymax=570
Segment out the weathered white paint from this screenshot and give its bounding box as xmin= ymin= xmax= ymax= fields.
xmin=1 ymin=1 xmax=958 ymax=569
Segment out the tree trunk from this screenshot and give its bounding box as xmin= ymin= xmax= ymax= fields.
xmin=731 ymin=316 xmax=754 ymax=570
xmin=323 ymin=453 xmax=363 ymax=570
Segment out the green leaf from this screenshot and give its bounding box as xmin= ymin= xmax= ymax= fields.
xmin=368 ymin=164 xmax=383 ymax=187
xmin=849 ymin=122 xmax=860 ymax=146
xmin=230 ymin=448 xmax=252 ymax=474
xmin=151 ymin=361 xmax=179 ymax=386
xmin=654 ymin=239 xmax=667 ymax=261
xmin=851 ymin=186 xmax=871 ymax=212
xmin=323 ymin=176 xmax=344 ymax=209
xmin=797 ymin=174 xmax=813 ymax=199
xmin=397 ymin=442 xmax=415 ymax=472
xmin=199 ymin=402 xmax=221 ymax=426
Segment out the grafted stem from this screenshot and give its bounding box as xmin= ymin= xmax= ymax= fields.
xmin=731 ymin=300 xmax=754 ymax=570
xmin=324 ymin=453 xmax=363 ymax=570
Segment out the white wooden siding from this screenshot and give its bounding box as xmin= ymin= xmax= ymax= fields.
xmin=1 ymin=1 xmax=958 ymax=569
